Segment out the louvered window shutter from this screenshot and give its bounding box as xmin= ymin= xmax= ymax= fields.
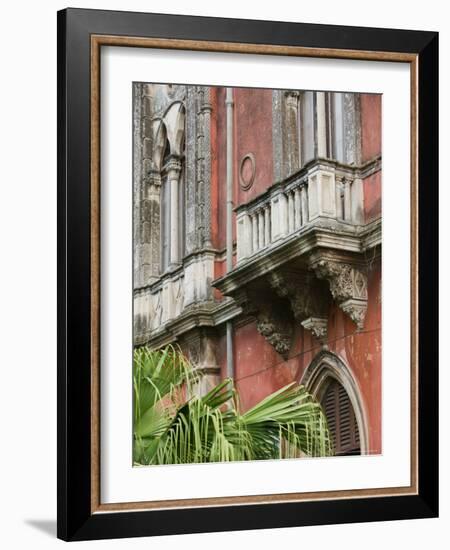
xmin=322 ymin=379 xmax=361 ymax=456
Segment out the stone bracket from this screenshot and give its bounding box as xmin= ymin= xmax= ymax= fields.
xmin=268 ymin=270 xmax=329 ymax=341
xmin=300 ymin=317 xmax=328 ymax=342
xmin=236 ymin=288 xmax=293 ymax=359
xmin=255 ymin=307 xmax=293 ymax=360
xmin=311 ymin=257 xmax=368 ymax=329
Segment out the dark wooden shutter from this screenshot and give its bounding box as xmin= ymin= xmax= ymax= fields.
xmin=321 ymin=379 xmax=360 ymax=456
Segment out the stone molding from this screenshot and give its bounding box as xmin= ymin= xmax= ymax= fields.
xmin=213 ymin=218 xmax=380 ymax=299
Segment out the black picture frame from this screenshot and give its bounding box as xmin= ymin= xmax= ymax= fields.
xmin=57 ymin=7 xmax=438 ymax=541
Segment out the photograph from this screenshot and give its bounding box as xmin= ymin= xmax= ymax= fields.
xmin=52 ymin=5 xmax=438 ymax=542
xmin=132 ymin=83 xmax=382 ymax=466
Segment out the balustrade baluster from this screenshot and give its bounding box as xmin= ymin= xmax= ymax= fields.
xmin=264 ymin=205 xmax=271 ymax=246
xmin=301 ymin=185 xmax=308 ymax=225
xmin=252 ymin=213 xmax=258 ymax=252
xmin=288 ymin=191 xmax=295 ymax=233
xmin=344 ymin=179 xmax=352 ymax=222
xmin=258 ymin=209 xmax=265 ymax=249
xmin=336 ymin=179 xmax=343 ymax=220
xmin=294 ymin=187 xmax=301 ymax=229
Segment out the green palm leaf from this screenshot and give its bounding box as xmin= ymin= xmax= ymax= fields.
xmin=133 ymin=345 xmax=332 ymax=465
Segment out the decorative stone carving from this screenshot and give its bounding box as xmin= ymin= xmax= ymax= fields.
xmin=256 ymin=308 xmax=292 ymax=359
xmin=236 ymin=287 xmax=293 ymax=358
xmin=301 ymin=317 xmax=328 ymax=340
xmin=185 ymin=86 xmax=213 ymax=253
xmin=268 ymin=270 xmax=329 ymax=341
xmin=312 ymin=259 xmax=368 ymax=329
xmin=340 ymin=299 xmax=367 ymax=329
xmin=239 ymin=153 xmax=256 ymax=191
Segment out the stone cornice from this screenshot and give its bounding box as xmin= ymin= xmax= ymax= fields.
xmin=134 ymin=248 xmax=222 ymax=295
xmin=135 ymin=299 xmax=244 ymax=348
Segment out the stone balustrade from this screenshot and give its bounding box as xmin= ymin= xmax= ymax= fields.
xmin=236 ymin=162 xmax=364 ymax=263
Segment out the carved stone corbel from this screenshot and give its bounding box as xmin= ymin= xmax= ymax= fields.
xmin=300 ymin=317 xmax=328 ymax=340
xmin=237 ymin=287 xmax=293 ymax=358
xmin=311 ymin=258 xmax=368 ymax=329
xmin=255 ymin=307 xmax=293 ymax=359
xmin=268 ymin=271 xmax=329 ymax=342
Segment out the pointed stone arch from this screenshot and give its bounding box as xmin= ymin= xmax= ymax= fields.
xmin=300 ymin=350 xmax=369 ymax=454
xmin=162 ymin=101 xmax=186 ymax=157
xmin=151 ymin=118 xmax=168 ymax=172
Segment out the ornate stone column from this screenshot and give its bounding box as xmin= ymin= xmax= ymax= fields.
xmin=284 ymin=90 xmax=300 ymax=176
xmin=184 ymin=86 xmax=213 ymax=253
xmin=166 ymin=156 xmax=182 ymax=267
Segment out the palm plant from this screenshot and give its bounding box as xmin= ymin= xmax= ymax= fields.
xmin=133 ymin=345 xmax=332 ymax=465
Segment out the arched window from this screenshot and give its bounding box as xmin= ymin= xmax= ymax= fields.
xmin=301 ymin=350 xmax=368 ymax=455
xmin=321 ymin=378 xmax=361 ymax=456
xmin=155 ymin=101 xmax=186 ymax=274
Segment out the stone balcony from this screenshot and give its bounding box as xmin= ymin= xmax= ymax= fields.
xmin=134 ymin=157 xmax=381 ymax=359
xmin=236 ymin=159 xmax=366 ymax=264
xmin=213 ymin=158 xmax=381 ymax=356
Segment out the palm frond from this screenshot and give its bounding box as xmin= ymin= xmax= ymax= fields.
xmin=133 ymin=345 xmax=332 ymax=465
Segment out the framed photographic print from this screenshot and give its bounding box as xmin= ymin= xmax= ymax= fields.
xmin=57 ymin=8 xmax=438 ymax=541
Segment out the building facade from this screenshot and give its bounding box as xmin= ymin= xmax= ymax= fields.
xmin=133 ymin=83 xmax=382 ymax=456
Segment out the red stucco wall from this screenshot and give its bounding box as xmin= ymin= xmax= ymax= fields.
xmin=364 ymin=171 xmax=382 ymax=222
xmin=212 ymin=88 xmax=382 ymax=455
xmin=216 ymin=262 xmax=382 ymax=454
xmin=361 ymin=93 xmax=382 ymax=162
xmin=233 ymin=87 xmax=274 ymax=206
xmin=213 ymin=86 xmax=275 ymax=249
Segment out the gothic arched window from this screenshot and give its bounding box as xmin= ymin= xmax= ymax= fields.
xmin=157 ymin=101 xmax=186 ymax=274
xmin=301 ymin=350 xmax=368 ymax=456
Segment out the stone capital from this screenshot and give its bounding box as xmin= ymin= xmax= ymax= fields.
xmin=284 ymin=90 xmax=300 ymax=108
xmin=165 ymin=155 xmax=182 ymax=178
